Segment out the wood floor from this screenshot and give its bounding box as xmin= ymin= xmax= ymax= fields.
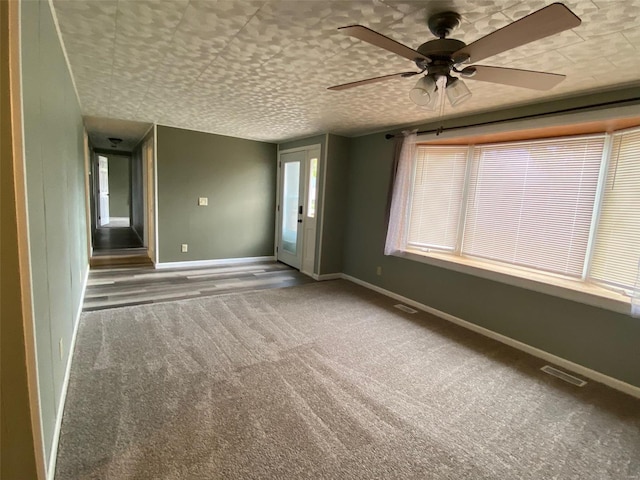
xmin=93 ymin=227 xmax=143 ymax=251
xmin=83 ymin=261 xmax=315 ymax=311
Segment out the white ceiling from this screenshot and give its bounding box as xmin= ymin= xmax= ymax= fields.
xmin=52 ymin=0 xmax=640 ymax=143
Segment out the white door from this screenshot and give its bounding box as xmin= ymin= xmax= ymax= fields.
xmin=277 ymin=146 xmax=321 ymax=275
xmin=277 ymin=151 xmax=306 ymax=269
xmin=98 ymin=155 xmax=110 ymax=226
xmin=301 ymin=149 xmax=320 ymax=275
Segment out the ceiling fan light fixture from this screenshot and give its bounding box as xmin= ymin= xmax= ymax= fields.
xmin=108 ymin=137 xmax=123 ymax=148
xmin=423 ymin=84 xmax=441 ymax=111
xmin=409 ymin=76 xmax=436 ymax=106
xmin=446 ymin=77 xmax=472 ymax=106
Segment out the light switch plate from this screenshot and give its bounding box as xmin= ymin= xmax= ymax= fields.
xmin=181 ymin=244 xmax=188 ymax=253
xmin=198 ymin=197 xmax=208 ymax=206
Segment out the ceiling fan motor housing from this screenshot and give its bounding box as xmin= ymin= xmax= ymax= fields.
xmin=417 ymin=38 xmax=466 ymax=58
xmin=416 ymin=38 xmax=467 ymax=74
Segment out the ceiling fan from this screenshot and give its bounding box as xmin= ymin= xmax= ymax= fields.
xmin=328 ymin=3 xmax=581 ymax=109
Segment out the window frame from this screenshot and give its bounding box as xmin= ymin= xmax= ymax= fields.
xmin=393 ymin=127 xmax=640 ymax=315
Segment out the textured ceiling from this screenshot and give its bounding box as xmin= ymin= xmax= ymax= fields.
xmin=52 ymin=0 xmax=640 ymax=143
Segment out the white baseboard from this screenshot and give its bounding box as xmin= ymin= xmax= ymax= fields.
xmin=311 ymin=272 xmax=342 ymax=281
xmin=47 ymin=266 xmax=89 ymax=479
xmin=341 ymin=274 xmax=640 ymax=400
xmin=155 ymin=255 xmax=275 ymax=270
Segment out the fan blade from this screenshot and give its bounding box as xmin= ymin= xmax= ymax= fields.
xmin=454 ymin=3 xmax=581 ymax=64
xmin=463 ymin=65 xmax=565 ymax=90
xmin=339 ymin=25 xmax=429 ymax=62
xmin=328 ymin=72 xmax=419 ymax=91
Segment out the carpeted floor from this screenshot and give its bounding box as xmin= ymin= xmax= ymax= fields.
xmin=56 ymin=280 xmax=640 ymax=479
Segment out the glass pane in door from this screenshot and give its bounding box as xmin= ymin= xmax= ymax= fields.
xmin=282 ymin=161 xmax=300 ymax=254
xmin=307 ymin=157 xmax=318 ymax=218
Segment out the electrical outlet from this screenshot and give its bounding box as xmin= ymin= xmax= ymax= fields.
xmin=59 ymin=338 xmax=64 ymax=360
xmin=181 ymin=244 xmax=188 ymax=253
xmin=376 ymin=266 xmax=382 ymax=276
xmin=198 ymin=197 xmax=208 ymax=206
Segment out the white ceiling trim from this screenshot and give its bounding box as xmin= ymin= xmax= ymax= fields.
xmin=47 ymin=0 xmax=82 ymax=109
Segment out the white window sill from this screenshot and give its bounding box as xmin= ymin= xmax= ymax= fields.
xmin=396 ymin=248 xmax=632 ymax=316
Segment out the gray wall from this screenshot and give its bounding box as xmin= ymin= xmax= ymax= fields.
xmin=21 ymin=0 xmax=89 ymax=465
xmin=319 ymin=134 xmax=349 ymax=275
xmin=343 ymin=93 xmax=640 ymax=389
xmin=107 ymin=154 xmax=130 ymax=218
xmin=131 ymin=142 xmax=144 ymax=239
xmin=1 ymin=0 xmax=39 ymax=476
xmin=157 ymin=126 xmax=277 ymax=263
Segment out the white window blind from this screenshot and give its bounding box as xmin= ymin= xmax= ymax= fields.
xmin=407 ymin=146 xmax=468 ymax=250
xmin=590 ymin=128 xmax=640 ymax=290
xmin=462 ymin=136 xmax=604 ymax=277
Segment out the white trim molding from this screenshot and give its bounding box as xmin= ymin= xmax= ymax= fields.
xmin=47 ymin=266 xmax=90 ymax=479
xmin=278 ymin=143 xmax=322 ymax=155
xmin=153 ymin=124 xmax=159 ymax=266
xmin=397 ymin=249 xmax=630 ymax=315
xmin=311 ymin=273 xmax=342 ymax=281
xmin=274 ymin=143 xmax=280 ymax=259
xmin=47 ymin=0 xmax=82 ymax=108
xmin=155 ymin=255 xmax=276 ymax=270
xmin=10 ymin=0 xmax=47 ymax=474
xmin=341 ymin=274 xmax=640 ymax=400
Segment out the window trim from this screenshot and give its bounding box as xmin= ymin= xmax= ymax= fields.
xmin=581 ymin=134 xmax=613 ymax=279
xmin=395 ymin=248 xmax=630 ymax=315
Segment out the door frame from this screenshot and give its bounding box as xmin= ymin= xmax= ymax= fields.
xmin=275 ymin=144 xmax=322 ymax=276
xmin=93 ymin=151 xmax=134 ymax=228
xmin=146 ymin=125 xmax=158 ymax=265
xmin=97 ymin=154 xmax=110 ymax=226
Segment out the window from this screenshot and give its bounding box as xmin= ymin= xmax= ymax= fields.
xmin=590 ymin=129 xmax=640 ymax=291
xmin=408 ymin=146 xmax=468 ymax=251
xmin=395 ymin=127 xmax=640 ymax=303
xmin=463 ymin=136 xmax=603 ymax=277
xmin=307 ymin=157 xmax=318 ymax=218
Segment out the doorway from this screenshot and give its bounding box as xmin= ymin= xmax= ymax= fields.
xmin=97 ymin=154 xmax=131 ymax=228
xmin=92 ymin=152 xmax=143 ymax=252
xmin=276 ymin=145 xmax=321 ymax=276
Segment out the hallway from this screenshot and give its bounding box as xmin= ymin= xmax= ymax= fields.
xmin=93 ymin=227 xmax=143 ymax=252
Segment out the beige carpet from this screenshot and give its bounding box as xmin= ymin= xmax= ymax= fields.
xmin=56 ymin=280 xmax=640 ymax=479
